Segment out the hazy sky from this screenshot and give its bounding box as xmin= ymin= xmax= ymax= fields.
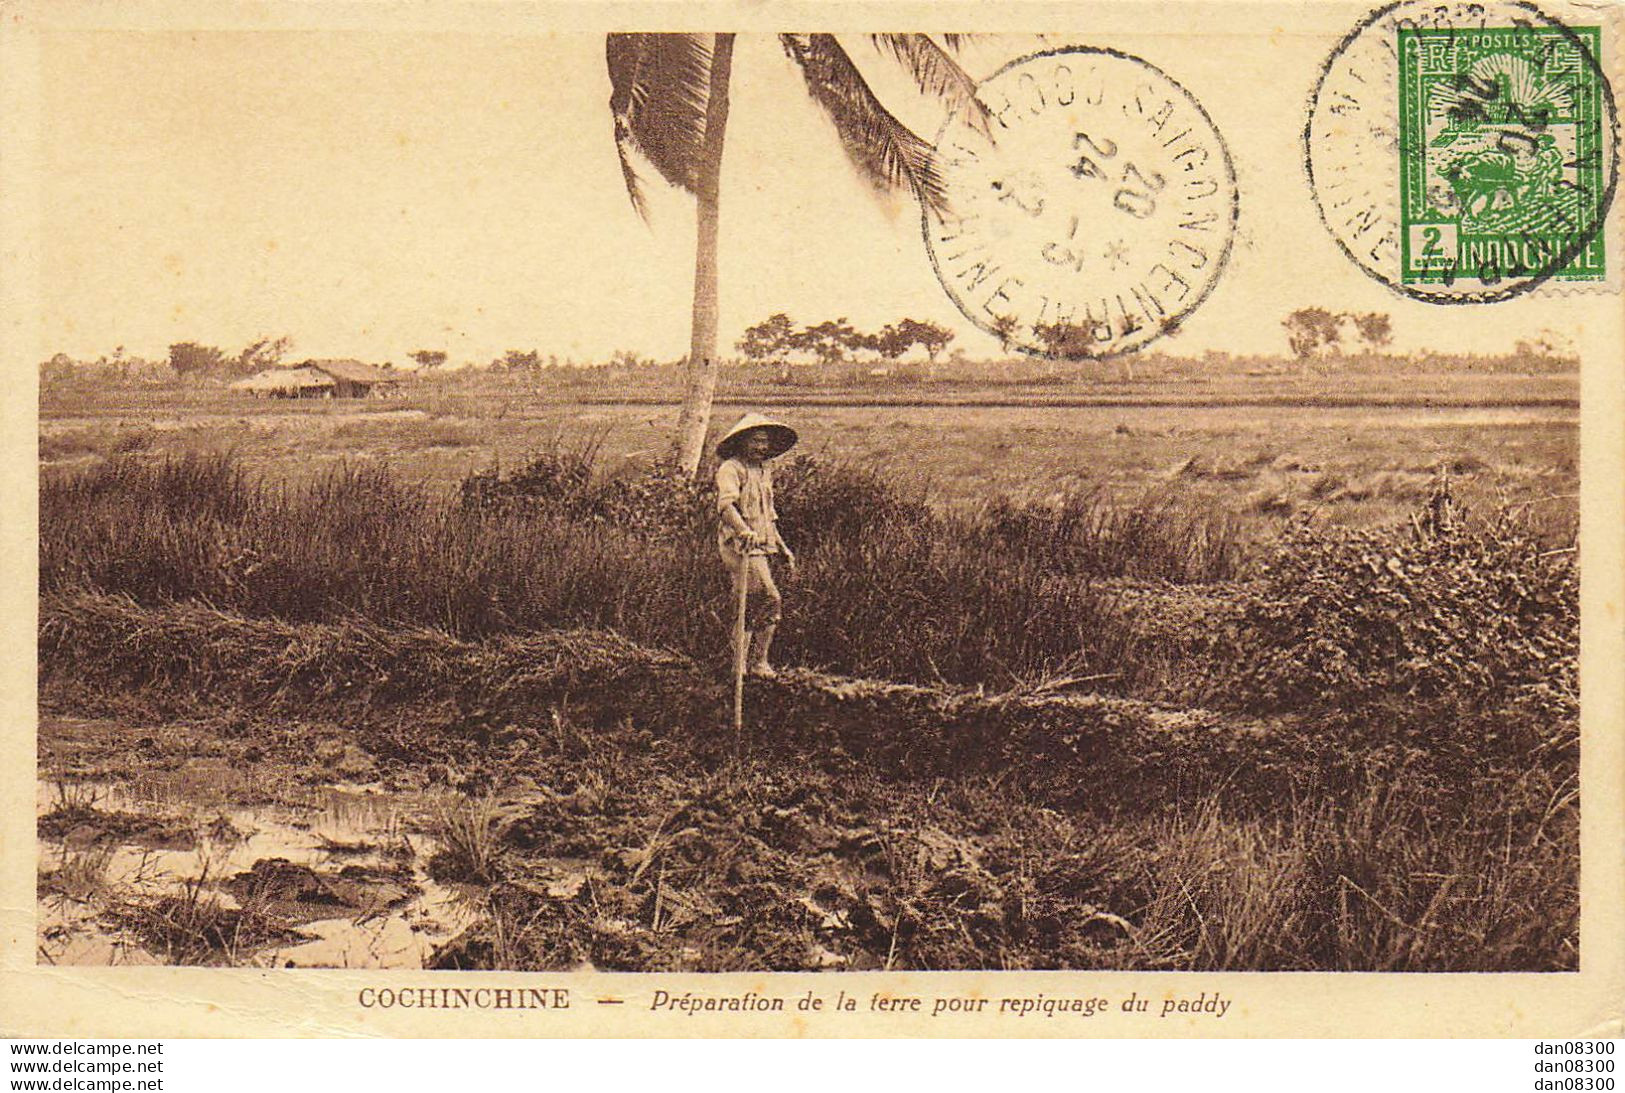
xmin=34 ymin=25 xmax=1596 ymax=365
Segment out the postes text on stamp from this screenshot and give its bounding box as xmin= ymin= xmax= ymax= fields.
xmin=923 ymin=47 xmax=1238 ymax=359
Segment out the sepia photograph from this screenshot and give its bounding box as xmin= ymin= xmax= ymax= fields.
xmin=6 ymin=0 xmax=1623 ymax=1040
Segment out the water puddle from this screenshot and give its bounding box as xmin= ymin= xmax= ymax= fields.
xmin=36 ymin=778 xmax=481 ymax=969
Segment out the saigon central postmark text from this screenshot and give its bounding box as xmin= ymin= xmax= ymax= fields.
xmin=924 ymin=48 xmax=1238 ymax=359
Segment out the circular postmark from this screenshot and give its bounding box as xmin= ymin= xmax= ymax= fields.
xmin=922 ymin=48 xmax=1238 ymax=359
xmin=1306 ymin=0 xmax=1619 ymax=302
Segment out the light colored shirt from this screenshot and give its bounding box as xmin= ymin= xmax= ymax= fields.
xmin=715 ymin=457 xmax=777 ymax=554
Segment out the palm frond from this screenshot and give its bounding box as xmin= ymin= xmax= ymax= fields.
xmin=870 ymin=33 xmax=991 ymax=137
xmin=606 ymin=33 xmax=715 ymax=217
xmin=779 ymin=33 xmax=948 ymax=213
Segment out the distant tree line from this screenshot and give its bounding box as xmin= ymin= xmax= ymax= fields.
xmin=411 ymin=348 xmax=660 ymax=373
xmin=735 ymin=313 xmax=955 ymax=368
xmin=38 ymin=313 xmax=1581 ymax=390
xmin=38 ymin=336 xmax=300 ymax=386
xmin=162 ymin=335 xmax=297 ymax=378
xmin=1281 ymin=308 xmax=1393 ymax=360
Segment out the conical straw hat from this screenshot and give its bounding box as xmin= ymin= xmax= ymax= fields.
xmin=716 ymin=412 xmax=798 ymax=459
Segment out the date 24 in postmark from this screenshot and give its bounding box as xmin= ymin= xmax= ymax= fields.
xmin=923 ymin=47 xmax=1238 ymax=359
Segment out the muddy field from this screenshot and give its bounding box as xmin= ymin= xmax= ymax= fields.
xmin=37 ymin=377 xmax=1581 ymax=971
xmin=38 ymin=580 xmax=1576 ymax=972
xmin=38 ymin=728 xmax=478 ymax=969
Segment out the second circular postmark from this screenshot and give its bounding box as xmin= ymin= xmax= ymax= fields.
xmin=1305 ymin=0 xmax=1619 ymax=302
xmin=923 ymin=47 xmax=1239 ymax=360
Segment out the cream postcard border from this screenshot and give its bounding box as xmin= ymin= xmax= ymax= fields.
xmin=1 ymin=0 xmax=1620 ymax=1039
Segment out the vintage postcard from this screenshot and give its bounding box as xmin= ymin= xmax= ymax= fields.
xmin=2 ymin=0 xmax=1622 ymax=1038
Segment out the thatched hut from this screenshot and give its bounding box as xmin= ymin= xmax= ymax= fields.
xmin=301 ymin=359 xmax=398 ymax=398
xmin=230 ymin=366 xmax=336 ymax=399
xmin=230 ymin=359 xmax=399 ymax=399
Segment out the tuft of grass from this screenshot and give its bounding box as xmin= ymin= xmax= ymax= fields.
xmin=427 ymin=795 xmax=509 ymax=885
xmin=37 ymin=782 xmax=109 ymax=838
xmin=118 ymin=854 xmax=298 ymax=965
xmin=40 ymin=842 xmax=116 ymax=903
xmin=49 ymin=780 xmax=104 ymax=816
xmin=1085 ymin=771 xmax=1576 ymax=971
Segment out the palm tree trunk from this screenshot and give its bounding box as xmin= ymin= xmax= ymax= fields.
xmin=673 ymin=33 xmax=736 ymax=478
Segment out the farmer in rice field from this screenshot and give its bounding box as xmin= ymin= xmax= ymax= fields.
xmin=715 ymin=412 xmax=798 ymax=679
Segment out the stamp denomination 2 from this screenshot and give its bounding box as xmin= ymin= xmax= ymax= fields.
xmin=1307 ymin=0 xmax=1618 ymax=302
xmin=924 ymin=48 xmax=1238 ymax=358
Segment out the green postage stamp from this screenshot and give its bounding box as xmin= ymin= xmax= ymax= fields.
xmin=1399 ymin=23 xmax=1608 ymax=285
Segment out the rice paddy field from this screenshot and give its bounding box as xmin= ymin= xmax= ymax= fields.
xmin=36 ymin=366 xmax=1581 ymax=973
xmin=40 ymin=369 xmax=1578 ymax=523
